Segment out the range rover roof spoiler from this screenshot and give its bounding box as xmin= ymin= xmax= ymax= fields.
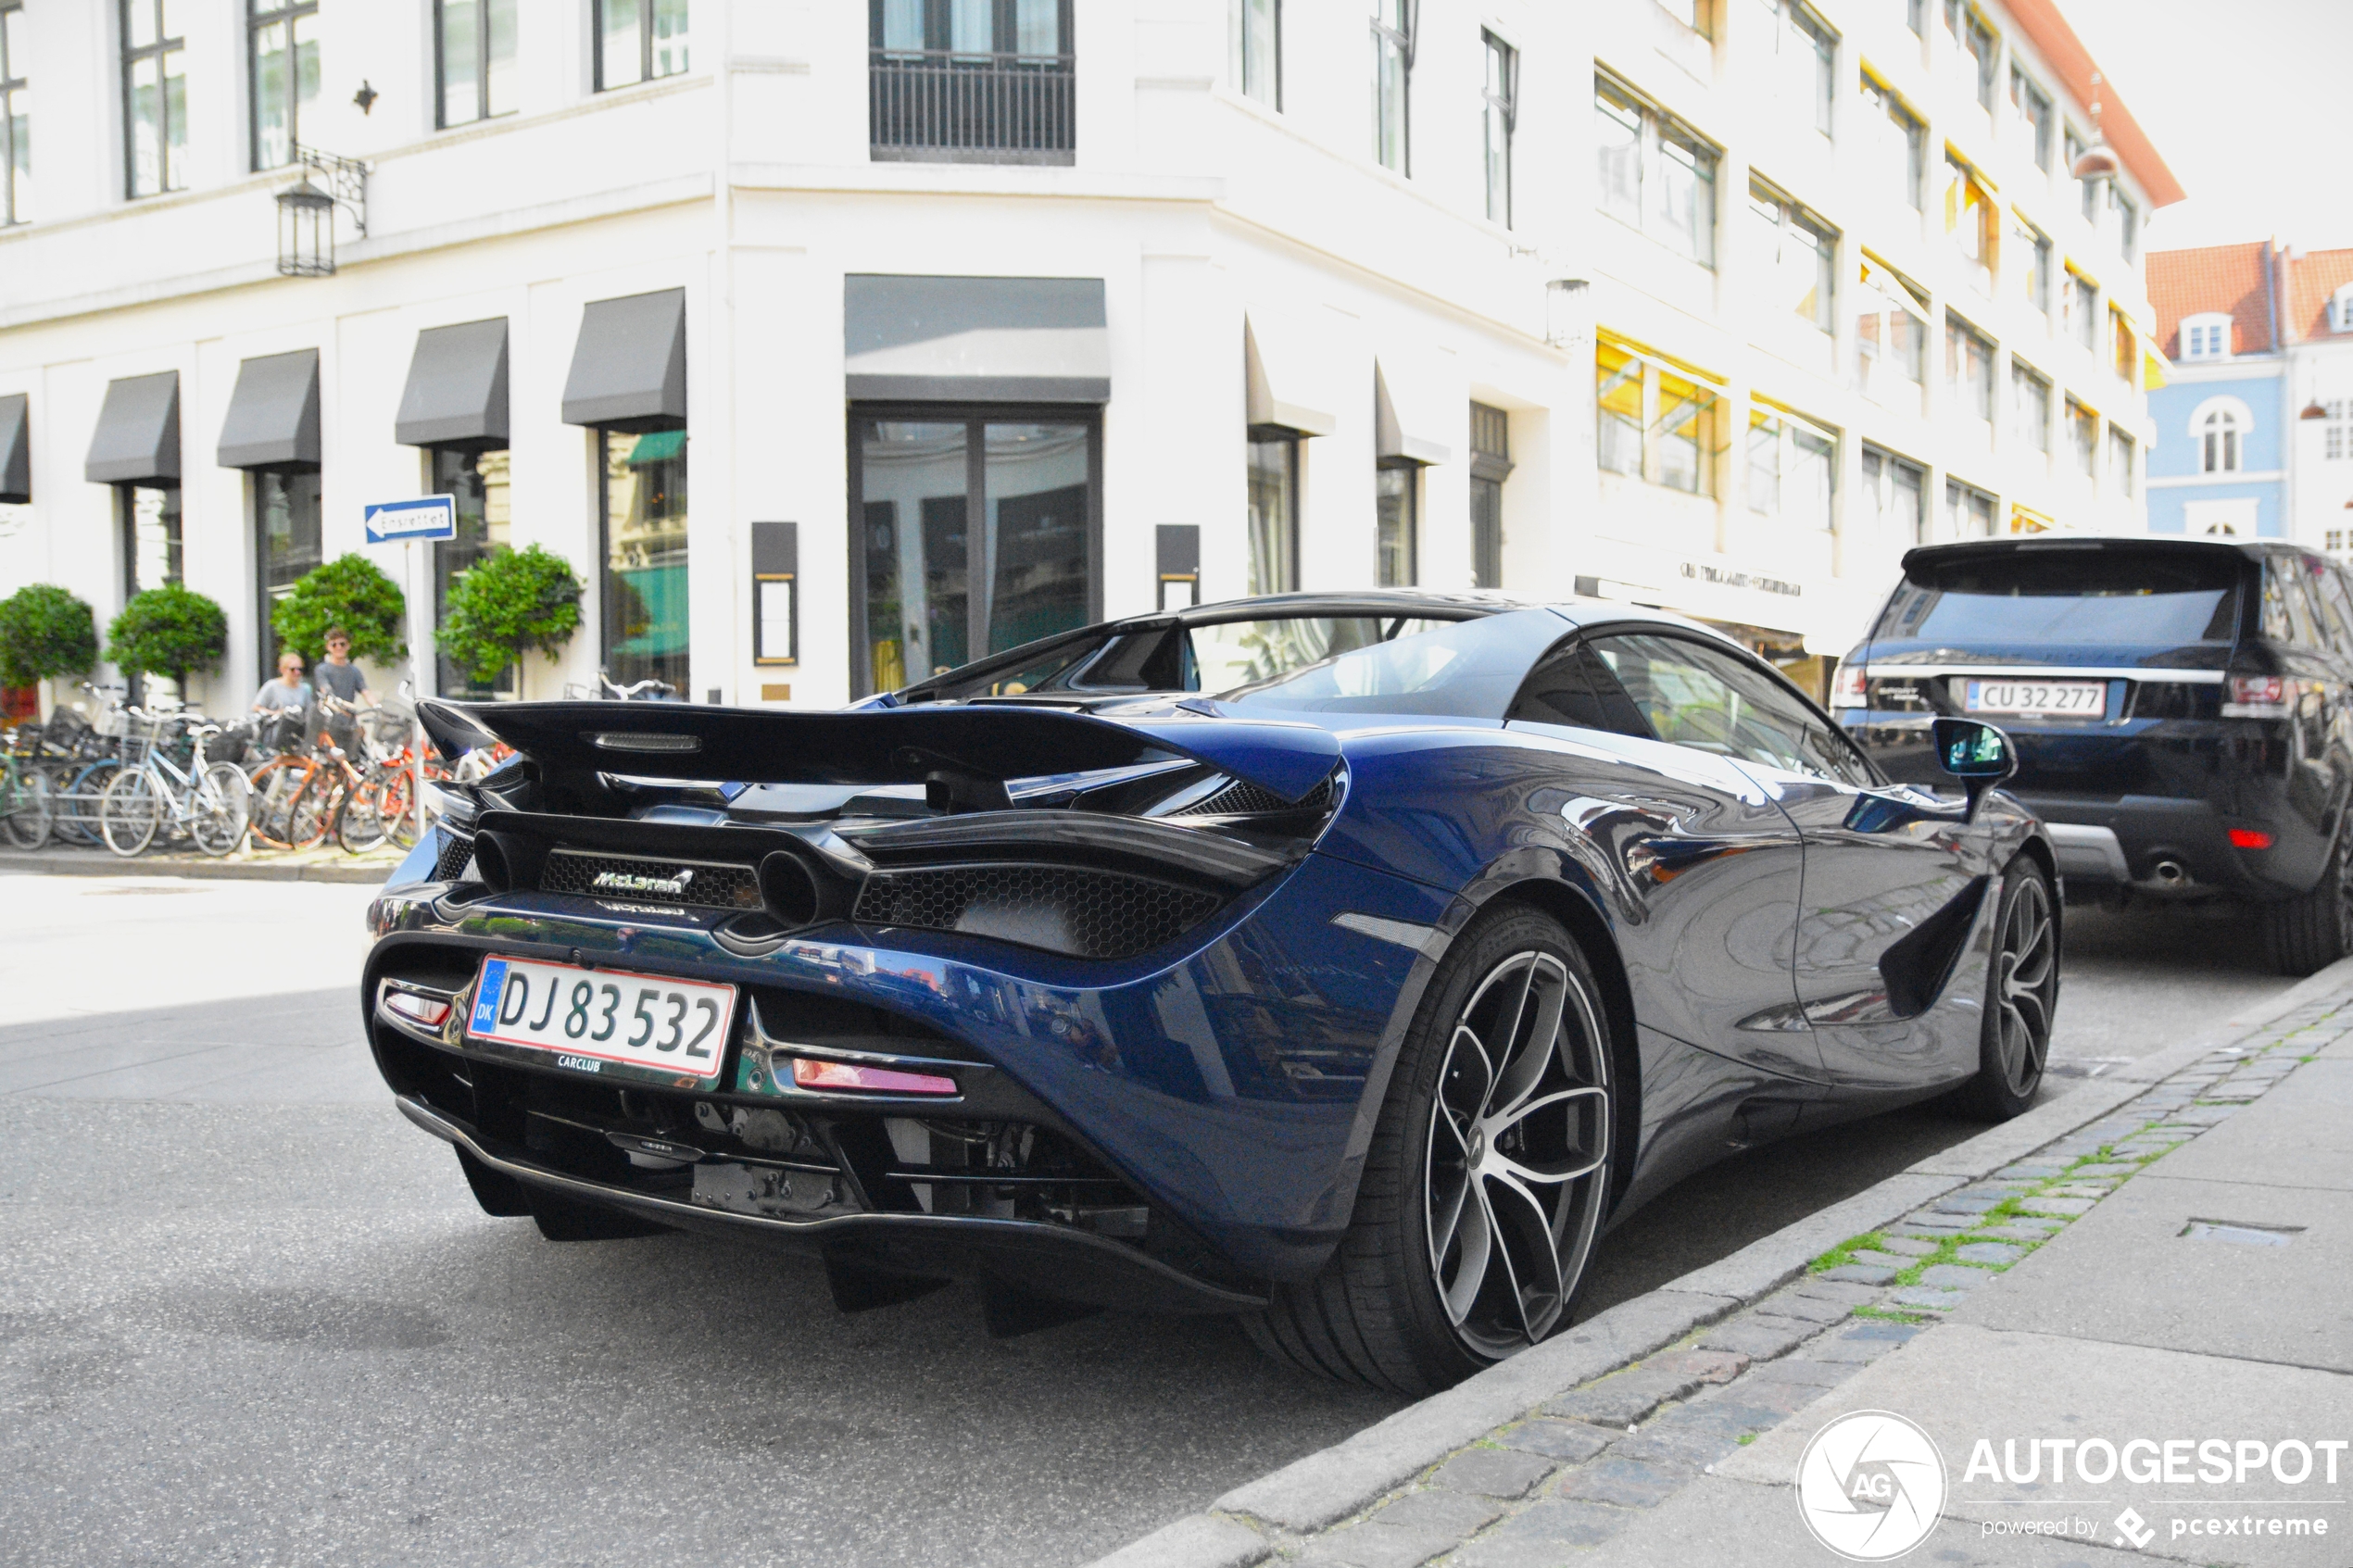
xmin=415 ymin=697 xmax=1343 ymax=804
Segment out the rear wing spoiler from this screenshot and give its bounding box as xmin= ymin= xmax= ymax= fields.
xmin=416 ymin=698 xmax=1342 ymax=803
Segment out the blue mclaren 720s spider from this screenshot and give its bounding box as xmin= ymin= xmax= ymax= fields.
xmin=364 ymin=593 xmax=2057 ymax=1393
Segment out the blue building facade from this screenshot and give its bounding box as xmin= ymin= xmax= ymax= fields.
xmin=2146 ymin=245 xmax=2286 ymax=540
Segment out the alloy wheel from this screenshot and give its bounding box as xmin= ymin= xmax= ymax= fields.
xmin=1424 ymin=950 xmax=1612 ymax=1360
xmin=1994 ymin=876 xmax=2057 ymax=1098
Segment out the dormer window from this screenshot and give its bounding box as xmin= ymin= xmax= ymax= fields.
xmin=2181 ymin=313 xmax=2233 ymax=361
xmin=2333 ymin=285 xmax=2353 ymax=333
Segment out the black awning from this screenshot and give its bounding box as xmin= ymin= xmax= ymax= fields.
xmin=560 ymin=289 xmax=686 ymax=431
xmin=84 ymin=371 xmax=181 ymax=485
xmin=396 ymin=318 xmax=510 ymax=449
xmin=216 ymin=348 xmax=321 ymax=471
xmin=844 ymin=274 xmax=1109 ymax=402
xmin=0 ymin=393 xmax=28 ymax=504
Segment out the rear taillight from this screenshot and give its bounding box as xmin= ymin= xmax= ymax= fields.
xmin=1831 ymin=661 xmax=1869 ymax=709
xmin=2229 ymin=828 xmax=2275 ymax=850
xmin=790 ymin=1057 xmax=959 ymax=1097
xmin=2225 ymin=676 xmax=2298 ymax=718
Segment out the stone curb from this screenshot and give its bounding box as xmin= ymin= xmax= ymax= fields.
xmin=1080 ymin=972 xmax=2352 ymax=1568
xmin=0 ymin=848 xmax=393 ymax=885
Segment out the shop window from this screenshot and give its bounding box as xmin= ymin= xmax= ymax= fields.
xmin=1247 ymin=434 xmax=1299 ymax=596
xmin=119 ymin=483 xmax=182 ymax=704
xmin=596 ymin=0 xmax=688 ymax=92
xmin=255 ymin=471 xmax=321 ymax=677
xmin=121 ymin=0 xmax=187 ymax=197
xmin=248 ymin=0 xmax=319 ymax=171
xmin=432 ymin=447 xmax=513 ymax=696
xmin=600 ymin=429 xmax=689 ymax=695
xmin=1595 ymin=75 xmax=1718 ymax=268
xmin=849 ymin=410 xmax=1097 ymax=696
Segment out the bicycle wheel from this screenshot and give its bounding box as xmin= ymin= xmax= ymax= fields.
xmin=98 ymin=768 xmax=162 ymax=857
xmin=333 ymin=769 xmax=391 ymax=854
xmin=1 ymin=766 xmax=53 ymax=849
xmin=284 ymin=768 xmax=338 ymax=850
xmin=380 ymin=765 xmax=421 ymax=850
xmin=248 ymin=759 xmax=311 ymax=849
xmin=190 ymin=762 xmax=251 ymax=857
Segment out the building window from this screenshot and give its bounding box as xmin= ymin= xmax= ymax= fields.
xmin=1760 ymin=0 xmax=1835 ymax=137
xmin=2010 ymin=360 xmax=2051 ymax=452
xmin=2329 ymin=530 xmax=2346 ymax=555
xmin=432 ymin=448 xmax=513 ymax=696
xmin=1944 ymin=0 xmax=1995 ymax=111
xmin=2 ymin=2 xmax=28 ymax=225
xmin=1751 ymin=181 xmax=1836 ymax=332
xmin=1862 ymin=74 xmax=1923 ymax=210
xmin=1232 ymin=0 xmax=1278 ymax=107
xmin=248 ymin=1 xmax=319 ymax=170
xmin=596 ymin=0 xmax=689 ymax=92
xmin=600 ymin=429 xmax=690 ymax=695
xmin=2200 ymin=408 xmax=2241 ymax=474
xmin=1905 ymin=0 xmax=1925 ymax=33
xmin=2066 ymin=396 xmax=2096 ymax=477
xmin=1855 ymin=257 xmax=1928 ymax=411
xmin=2325 ymin=401 xmax=2353 ymax=461
xmin=2014 ymin=217 xmax=2052 ymax=313
xmin=1369 ymin=0 xmax=1412 ymax=174
xmin=121 ymin=0 xmax=188 ymax=197
xmin=1596 ymin=77 xmax=1719 ymax=268
xmin=1657 ymin=0 xmax=1713 ymax=37
xmin=119 ymin=483 xmax=182 ymax=704
xmin=1375 ymin=464 xmax=1416 ymax=586
xmin=1747 ymin=407 xmax=1835 ymax=529
xmin=2007 ymin=67 xmax=2052 ymax=170
xmin=1944 ymin=479 xmax=1996 ymax=539
xmin=2108 ymin=426 xmax=2135 ymax=496
xmin=1598 ymin=342 xmax=1721 ymax=496
xmin=1481 ymin=30 xmax=1516 ymax=226
xmin=871 ymin=0 xmax=1075 ymax=165
xmin=1469 ymin=401 xmax=1510 ymax=589
xmin=2112 ymin=186 xmax=2139 ymax=258
xmin=2180 ymin=314 xmax=2230 ymax=360
xmin=850 ymin=412 xmax=1097 ymax=696
xmin=2067 ymin=270 xmax=2097 ymax=351
xmin=437 ymin=0 xmax=519 ymax=127
xmin=1246 ymin=434 xmax=1298 ymax=596
xmin=254 ymin=471 xmax=322 ymax=678
xmin=1859 ymin=445 xmax=1925 ymax=542
xmin=2112 ymin=308 xmax=2134 ymax=381
xmin=2332 ymin=286 xmax=2353 ymax=333
xmin=1944 ymin=155 xmax=1995 ymax=294
xmin=1945 ymin=314 xmax=1994 ymax=424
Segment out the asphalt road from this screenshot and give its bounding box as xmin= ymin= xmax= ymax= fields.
xmin=0 ymin=873 xmax=2300 ymax=1567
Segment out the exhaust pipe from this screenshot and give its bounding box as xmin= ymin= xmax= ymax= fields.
xmin=2149 ymin=859 xmax=2189 ymax=888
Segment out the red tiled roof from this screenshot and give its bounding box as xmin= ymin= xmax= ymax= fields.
xmin=2006 ymin=0 xmax=2186 ymax=208
xmin=2282 ymin=248 xmax=2353 ymax=344
xmin=2147 ymin=243 xmax=2273 ymax=359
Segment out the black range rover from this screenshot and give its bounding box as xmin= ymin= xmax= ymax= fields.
xmin=1835 ymin=537 xmax=2353 ymax=974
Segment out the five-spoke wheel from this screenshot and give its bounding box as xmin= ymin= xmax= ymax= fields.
xmin=1961 ymin=857 xmax=2059 ymax=1119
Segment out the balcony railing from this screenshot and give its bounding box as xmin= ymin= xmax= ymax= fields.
xmin=870 ymin=49 xmax=1076 ymax=165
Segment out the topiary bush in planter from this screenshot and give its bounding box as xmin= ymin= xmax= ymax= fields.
xmin=439 ymin=544 xmax=584 ymax=691
xmin=107 ymin=583 xmax=230 ymax=696
xmin=272 ymin=553 xmax=407 ymax=663
xmin=0 ymin=583 xmax=100 ymax=688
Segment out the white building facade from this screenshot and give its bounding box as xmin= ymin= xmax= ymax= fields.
xmin=0 ymin=0 xmax=2173 ymax=717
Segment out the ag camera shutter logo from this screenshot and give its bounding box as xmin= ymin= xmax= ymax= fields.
xmin=1796 ymin=1411 xmax=1948 ymax=1561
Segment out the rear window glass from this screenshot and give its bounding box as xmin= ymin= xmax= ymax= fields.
xmin=1880 ymin=552 xmax=2241 ymax=646
xmin=1186 ymin=617 xmax=1454 ymax=694
xmin=1217 ymin=610 xmax=1559 ymax=719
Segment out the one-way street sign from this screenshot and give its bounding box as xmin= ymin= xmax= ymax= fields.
xmin=363 ymin=495 xmax=458 ymax=544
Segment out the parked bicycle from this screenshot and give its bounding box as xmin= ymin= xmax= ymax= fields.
xmin=97 ymin=707 xmax=251 ymax=858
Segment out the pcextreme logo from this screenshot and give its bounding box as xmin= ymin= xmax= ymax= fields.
xmin=1795 ymin=1411 xmax=1948 ymax=1562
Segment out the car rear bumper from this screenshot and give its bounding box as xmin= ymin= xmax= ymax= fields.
xmin=2012 ymin=790 xmax=2319 ymax=900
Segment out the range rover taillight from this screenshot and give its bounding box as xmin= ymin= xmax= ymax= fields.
xmin=2225 ymin=675 xmax=2298 ymax=717
xmin=1831 ymin=661 xmax=1869 ymax=709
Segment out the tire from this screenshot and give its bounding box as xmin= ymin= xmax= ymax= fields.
xmin=245 ymin=759 xmax=303 ymax=848
xmin=190 ymin=762 xmax=250 ymax=857
xmin=1 ymin=767 xmax=52 ymax=848
xmin=57 ymin=760 xmax=117 ymax=846
xmin=2259 ymin=833 xmax=2352 ymax=977
xmin=98 ymin=768 xmax=161 ymax=857
xmin=283 ymin=769 xmax=336 ymax=850
xmin=1245 ymin=907 xmax=1618 ymax=1393
xmin=333 ymin=771 xmax=390 ymax=853
xmin=1956 ymin=856 xmax=2060 ymax=1121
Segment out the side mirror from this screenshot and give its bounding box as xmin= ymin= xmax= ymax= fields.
xmin=1932 ymin=716 xmax=2016 ymax=812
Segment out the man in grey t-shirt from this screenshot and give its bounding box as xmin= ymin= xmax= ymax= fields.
xmin=314 ymin=627 xmax=372 ymax=706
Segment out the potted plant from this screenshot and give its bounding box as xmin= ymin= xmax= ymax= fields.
xmin=107 ymin=583 xmax=230 ymax=699
xmin=271 ymin=553 xmax=407 ymax=664
xmin=439 ymin=544 xmax=584 ymax=696
xmin=0 ymin=583 xmax=100 ymax=702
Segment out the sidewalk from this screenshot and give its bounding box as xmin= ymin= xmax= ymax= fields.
xmin=0 ymin=842 xmax=401 ymax=884
xmin=1100 ymin=970 xmax=2353 ymax=1568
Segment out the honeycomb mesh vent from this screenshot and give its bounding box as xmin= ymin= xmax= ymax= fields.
xmin=853 ymin=864 xmax=1222 ymax=958
xmin=538 ymin=851 xmax=762 ymax=909
xmin=1174 ymin=773 xmax=1335 ymax=817
xmin=432 ymin=833 xmax=476 ymax=882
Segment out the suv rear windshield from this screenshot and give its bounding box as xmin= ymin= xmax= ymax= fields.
xmin=1879 ymin=551 xmax=2242 ymax=646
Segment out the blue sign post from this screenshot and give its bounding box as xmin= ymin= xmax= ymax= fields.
xmin=365 ymin=494 xmax=458 ymax=849
xmin=363 ymin=494 xmax=458 ymax=544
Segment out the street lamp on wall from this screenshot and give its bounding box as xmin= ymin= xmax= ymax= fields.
xmin=274 ymin=146 xmax=370 ymax=278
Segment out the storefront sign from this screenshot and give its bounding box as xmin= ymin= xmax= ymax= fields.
xmin=1680 ymin=559 xmax=1802 ymax=597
